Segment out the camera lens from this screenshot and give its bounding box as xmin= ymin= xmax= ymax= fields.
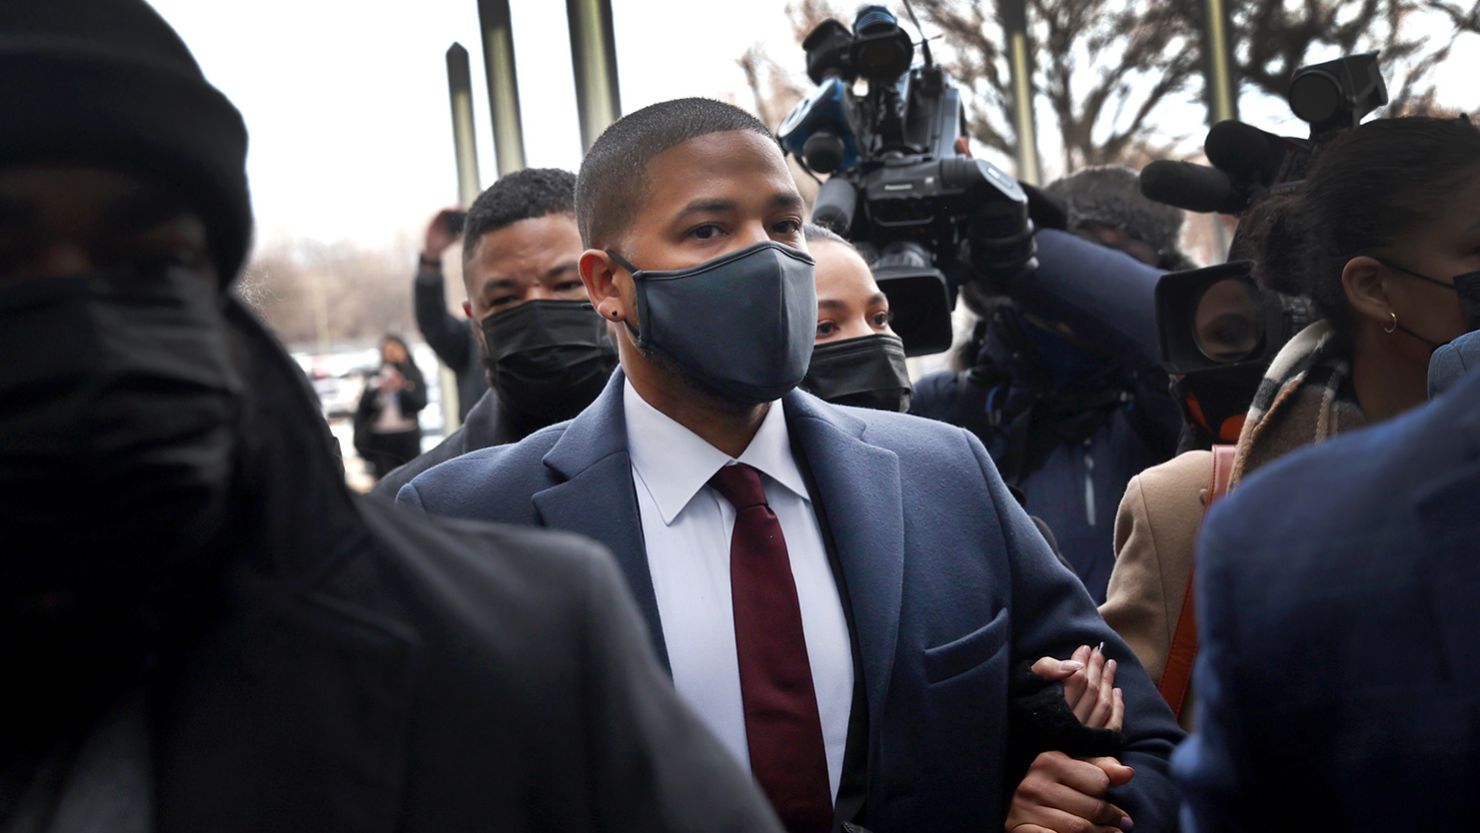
xmin=803 ymin=131 xmax=847 ymax=174
xmin=1194 ymin=276 xmax=1264 ymax=363
xmin=1289 ymin=71 xmax=1342 ymax=125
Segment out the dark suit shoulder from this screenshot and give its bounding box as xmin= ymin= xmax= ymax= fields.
xmin=399 ymin=420 xmax=569 ymax=521
xmin=370 ymin=425 xmax=469 ymax=499
xmin=1203 ymin=386 xmax=1468 ymax=571
xmin=845 ymin=404 xmax=982 ymax=463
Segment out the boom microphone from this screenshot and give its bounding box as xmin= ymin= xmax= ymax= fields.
xmin=1206 ymin=120 xmax=1290 ymax=185
xmin=1138 ymin=160 xmax=1246 ymax=215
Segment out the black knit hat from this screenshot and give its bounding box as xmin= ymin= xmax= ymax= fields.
xmin=0 ymin=0 xmax=252 ymax=284
xmin=1045 ymin=166 xmax=1184 ymax=258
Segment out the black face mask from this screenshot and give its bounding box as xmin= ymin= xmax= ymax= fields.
xmin=0 ymin=271 xmax=242 ymax=592
xmin=801 ymin=333 xmax=913 ymax=412
xmin=1172 ymin=363 xmax=1263 ymax=444
xmin=480 ymin=299 xmax=617 ymax=426
xmin=1374 ymin=256 xmax=1480 ymax=341
xmin=607 ymin=241 xmax=817 ymax=405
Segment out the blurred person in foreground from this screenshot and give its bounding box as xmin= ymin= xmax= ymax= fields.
xmin=400 ymin=97 xmax=1183 ymax=833
xmin=0 ymin=3 xmax=787 ymax=831
xmin=374 ymin=169 xmax=614 ymax=498
xmin=353 ymin=334 xmax=428 ymax=480
xmin=1173 ymin=354 xmax=1480 ymax=831
xmin=910 ymin=166 xmax=1189 ymax=603
xmin=1100 ymin=115 xmax=1480 ymax=723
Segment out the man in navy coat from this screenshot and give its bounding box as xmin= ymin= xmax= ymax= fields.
xmin=400 ymin=97 xmax=1182 ymax=833
xmin=1173 ymin=358 xmax=1480 ymax=831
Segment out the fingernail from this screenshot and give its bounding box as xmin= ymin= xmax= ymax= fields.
xmin=1120 ymin=816 xmax=1134 ymax=831
xmin=1062 ymin=661 xmax=1084 ymax=671
xmin=1097 ymin=641 xmax=1105 ymax=654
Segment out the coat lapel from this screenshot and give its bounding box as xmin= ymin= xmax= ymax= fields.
xmin=531 ymin=372 xmax=669 ymax=670
xmin=784 ymin=391 xmax=905 ymax=742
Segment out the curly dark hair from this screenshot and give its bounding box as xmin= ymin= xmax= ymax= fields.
xmin=462 ymin=167 xmax=577 ymax=264
xmin=1252 ymin=116 xmax=1480 ymax=340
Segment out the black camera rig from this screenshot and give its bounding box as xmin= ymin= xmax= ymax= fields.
xmin=778 ymin=3 xmax=1035 ymax=356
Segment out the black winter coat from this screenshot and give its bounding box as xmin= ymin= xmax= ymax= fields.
xmin=147 ymin=300 xmax=783 ymax=832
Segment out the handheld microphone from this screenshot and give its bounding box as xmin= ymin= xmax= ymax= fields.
xmin=1138 ymin=160 xmax=1247 ymax=214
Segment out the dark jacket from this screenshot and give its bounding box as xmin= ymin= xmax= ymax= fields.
xmin=352 ymin=358 xmax=428 ymax=463
xmin=414 ymin=265 xmax=488 ymax=422
xmin=1173 ymin=366 xmax=1480 ymax=832
xmin=911 ymin=314 xmax=1178 ymax=603
xmin=371 ymin=389 xmax=521 ymax=499
xmin=146 ymin=300 xmax=783 ymax=833
xmin=398 ymin=371 xmax=1185 ymax=833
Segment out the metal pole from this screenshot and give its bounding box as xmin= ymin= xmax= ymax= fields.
xmin=566 ymin=0 xmax=622 ymax=151
xmin=446 ymin=43 xmax=483 ymax=207
xmin=1002 ymin=0 xmax=1041 ymax=185
xmin=478 ymin=0 xmax=526 ymax=175
xmin=1202 ymin=0 xmax=1239 ymax=125
xmin=1201 ymin=0 xmax=1238 ymax=259
xmin=439 ymin=43 xmax=485 ymax=434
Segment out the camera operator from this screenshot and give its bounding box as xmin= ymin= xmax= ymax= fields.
xmin=1101 ymin=115 xmax=1480 ymax=724
xmin=416 ymin=210 xmax=489 ymax=422
xmin=373 ymin=169 xmax=616 ymax=498
xmin=911 ymin=166 xmax=1189 ymax=603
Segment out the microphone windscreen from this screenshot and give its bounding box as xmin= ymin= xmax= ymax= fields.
xmin=1206 ymin=120 xmax=1288 ymax=184
xmin=1139 ymin=161 xmax=1244 ymax=214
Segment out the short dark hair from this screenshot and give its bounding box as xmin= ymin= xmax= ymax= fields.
xmin=576 ymin=97 xmax=773 ymax=248
xmin=463 ymin=167 xmax=577 ymax=264
xmin=1253 ymin=116 xmax=1480 ymax=339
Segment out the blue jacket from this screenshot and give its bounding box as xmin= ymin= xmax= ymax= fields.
xmin=400 ymin=373 xmax=1183 ymax=832
xmin=1173 ymin=368 xmax=1480 ymax=831
xmin=910 ymin=318 xmax=1177 ymax=603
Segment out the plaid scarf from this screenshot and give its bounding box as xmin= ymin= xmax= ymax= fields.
xmin=1230 ymin=320 xmax=1366 ymax=486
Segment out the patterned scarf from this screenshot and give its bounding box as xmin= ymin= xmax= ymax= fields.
xmin=1230 ymin=320 xmax=1366 ymax=486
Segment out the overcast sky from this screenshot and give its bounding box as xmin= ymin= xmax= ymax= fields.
xmin=149 ymin=0 xmax=1479 ymax=258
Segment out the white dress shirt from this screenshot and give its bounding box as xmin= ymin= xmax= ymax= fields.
xmin=624 ymin=380 xmax=855 ymax=799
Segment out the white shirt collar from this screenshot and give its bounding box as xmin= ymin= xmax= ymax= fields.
xmin=623 ymin=379 xmax=810 ymax=526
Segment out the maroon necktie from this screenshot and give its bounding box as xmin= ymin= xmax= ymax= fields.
xmin=709 ymin=463 xmax=833 ymax=833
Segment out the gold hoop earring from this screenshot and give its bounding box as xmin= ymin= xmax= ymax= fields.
xmin=1384 ymin=311 xmax=1398 ymax=334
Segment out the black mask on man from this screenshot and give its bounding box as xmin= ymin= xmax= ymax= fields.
xmin=801 ymin=333 xmax=913 ymax=412
xmin=0 ymin=271 xmax=242 ymax=591
xmin=481 ymin=299 xmax=617 ymax=424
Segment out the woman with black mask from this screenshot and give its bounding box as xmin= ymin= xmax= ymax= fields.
xmin=799 ymin=223 xmax=913 ymax=412
xmin=1102 ymin=115 xmax=1480 ymax=724
xmin=354 ymin=335 xmax=428 ymax=480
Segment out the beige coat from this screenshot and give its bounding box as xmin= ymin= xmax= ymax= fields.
xmin=1099 ymin=450 xmax=1211 ymax=690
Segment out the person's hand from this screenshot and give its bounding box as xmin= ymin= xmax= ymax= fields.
xmin=1007 ymin=751 xmax=1135 ymax=833
xmin=422 ymin=207 xmax=462 ymax=260
xmin=380 ymin=367 xmax=405 ymax=392
xmin=1032 ymin=643 xmax=1124 ymax=731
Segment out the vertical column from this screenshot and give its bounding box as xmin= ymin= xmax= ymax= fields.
xmin=446 ymin=43 xmax=483 ymax=207
xmin=1002 ymin=0 xmax=1041 ymax=185
xmin=567 ymin=0 xmax=623 ymax=151
xmin=478 ymin=0 xmax=526 ymax=176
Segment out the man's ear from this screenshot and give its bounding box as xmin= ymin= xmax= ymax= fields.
xmin=579 ymin=249 xmax=627 ymax=323
xmin=1341 ymin=255 xmax=1393 ymax=327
